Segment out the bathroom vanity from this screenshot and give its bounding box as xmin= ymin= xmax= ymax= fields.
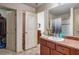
xmin=40 ymin=35 xmax=79 ymax=55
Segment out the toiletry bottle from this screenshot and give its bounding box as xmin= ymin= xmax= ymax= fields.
xmin=59 ymin=32 xmax=63 ymax=38
xmin=53 ymin=33 xmax=56 ymax=37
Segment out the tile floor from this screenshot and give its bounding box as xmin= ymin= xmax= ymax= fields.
xmin=0 ymin=45 xmax=40 ymax=55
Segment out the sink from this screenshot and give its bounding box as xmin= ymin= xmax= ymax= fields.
xmin=48 ymin=36 xmax=64 ymax=41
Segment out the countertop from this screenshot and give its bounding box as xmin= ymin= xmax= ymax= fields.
xmin=40 ymin=35 xmax=79 ymax=50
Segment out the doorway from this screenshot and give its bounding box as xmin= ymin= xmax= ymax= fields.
xmin=22 ymin=11 xmax=37 ymax=50
xmin=0 ymin=7 xmax=16 ymax=51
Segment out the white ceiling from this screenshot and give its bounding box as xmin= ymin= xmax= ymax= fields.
xmin=24 ymin=3 xmax=79 ymax=15
xmin=49 ymin=3 xmax=79 ymax=16
xmin=24 ymin=3 xmax=44 ymax=8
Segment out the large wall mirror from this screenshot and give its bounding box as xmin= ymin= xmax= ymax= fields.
xmin=48 ymin=3 xmax=79 ymax=37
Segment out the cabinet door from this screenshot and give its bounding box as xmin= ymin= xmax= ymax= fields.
xmin=40 ymin=45 xmax=50 ymax=55
xmin=56 ymin=45 xmax=70 ymax=55
xmin=37 ymin=30 xmax=41 ymax=44
xmin=51 ymin=49 xmax=62 ymax=55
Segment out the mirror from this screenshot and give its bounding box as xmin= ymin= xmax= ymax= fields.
xmin=48 ymin=3 xmax=79 ymax=37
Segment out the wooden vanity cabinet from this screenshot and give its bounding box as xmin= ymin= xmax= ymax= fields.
xmin=40 ymin=37 xmax=79 ymax=55
xmin=40 ymin=38 xmax=63 ymax=55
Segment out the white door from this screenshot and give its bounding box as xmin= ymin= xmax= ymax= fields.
xmin=25 ymin=11 xmax=37 ymax=50
xmin=6 ymin=11 xmax=16 ymax=51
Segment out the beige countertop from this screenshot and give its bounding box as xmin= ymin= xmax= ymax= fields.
xmin=40 ymin=35 xmax=79 ymax=50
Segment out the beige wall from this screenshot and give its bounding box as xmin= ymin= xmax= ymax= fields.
xmin=0 ymin=3 xmax=36 ymax=52
xmin=74 ymin=8 xmax=79 ymax=36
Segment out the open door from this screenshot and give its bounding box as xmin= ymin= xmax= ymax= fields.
xmin=6 ymin=11 xmax=16 ymax=51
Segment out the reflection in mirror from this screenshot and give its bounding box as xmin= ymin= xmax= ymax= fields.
xmin=48 ymin=3 xmax=79 ymax=37
xmin=37 ymin=11 xmax=45 ymax=34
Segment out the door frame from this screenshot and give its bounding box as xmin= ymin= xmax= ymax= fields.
xmin=22 ymin=12 xmax=26 ymax=51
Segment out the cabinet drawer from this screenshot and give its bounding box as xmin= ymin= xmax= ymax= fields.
xmin=47 ymin=41 xmax=55 ymax=49
xmin=40 ymin=45 xmax=50 ymax=55
xmin=56 ymin=45 xmax=70 ymax=55
xmin=40 ymin=39 xmax=47 ymax=45
xmin=51 ymin=49 xmax=62 ymax=55
xmin=71 ymin=49 xmax=79 ymax=55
